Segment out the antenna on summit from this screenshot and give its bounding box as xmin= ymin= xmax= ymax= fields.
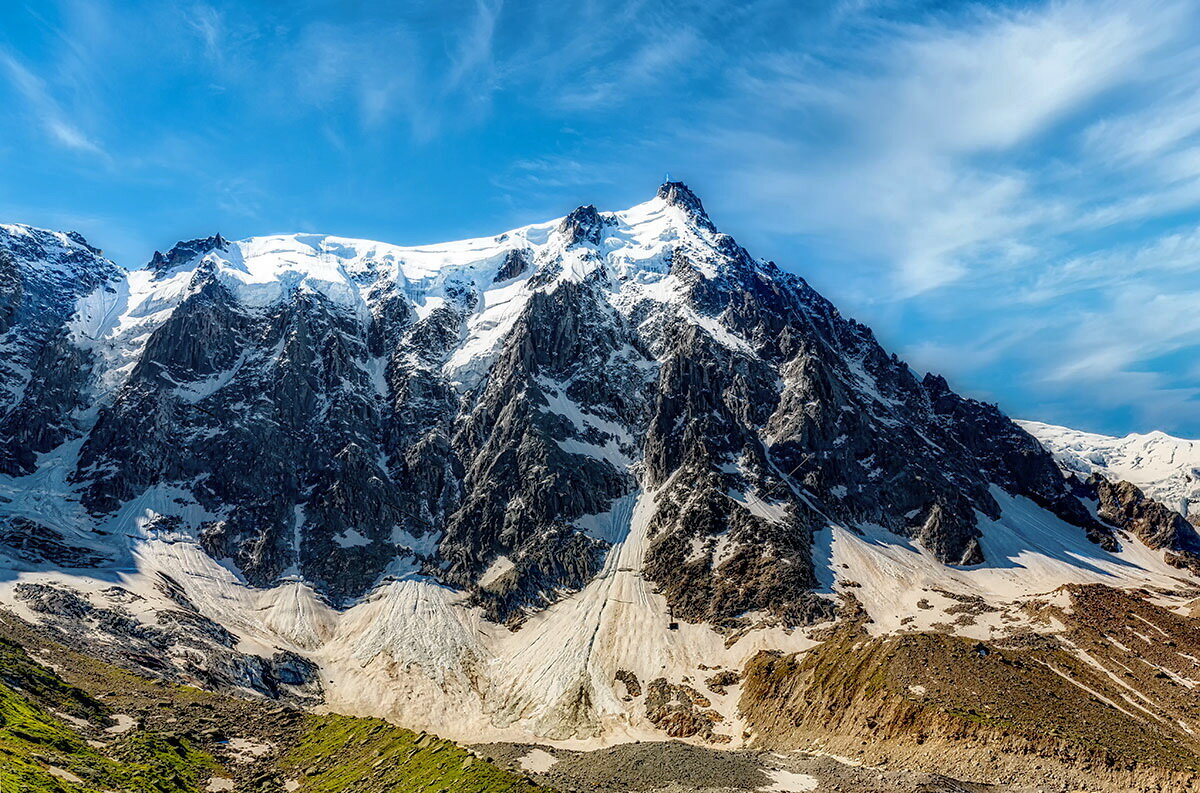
xmin=664 ymin=171 xmax=670 ymax=183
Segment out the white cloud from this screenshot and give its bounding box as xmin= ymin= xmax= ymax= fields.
xmin=693 ymin=0 xmax=1191 ymax=297
xmin=554 ymin=27 xmax=702 ymax=110
xmin=443 ymin=0 xmax=504 ymax=92
xmin=0 ymin=50 xmax=107 ymax=156
xmin=186 ymin=4 xmax=225 ymax=64
xmin=1025 ymin=227 xmax=1200 ymax=303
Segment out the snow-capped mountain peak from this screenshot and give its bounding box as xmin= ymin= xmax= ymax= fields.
xmin=94 ymin=184 xmax=749 ymax=401
xmin=124 ymin=183 xmax=732 ymax=335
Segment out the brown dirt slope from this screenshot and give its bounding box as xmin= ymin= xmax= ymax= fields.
xmin=740 ymin=585 xmax=1200 ymax=793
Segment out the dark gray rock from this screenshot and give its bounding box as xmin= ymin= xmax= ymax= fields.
xmin=147 ymin=233 xmax=227 ymax=278
xmin=0 ymin=517 xmax=106 ymax=567
xmin=1095 ymin=477 xmax=1200 ymax=565
xmin=558 ymin=205 xmax=608 ymax=246
xmin=657 ymin=181 xmax=716 ymax=232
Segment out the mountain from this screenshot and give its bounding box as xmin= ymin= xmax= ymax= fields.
xmin=2 ymin=186 xmax=1200 ymax=792
xmin=1021 ymin=420 xmax=1200 ymax=523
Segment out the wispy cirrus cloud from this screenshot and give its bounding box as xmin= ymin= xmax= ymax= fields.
xmin=690 ymin=0 xmax=1187 ymax=296
xmin=0 ymin=49 xmax=106 ymax=157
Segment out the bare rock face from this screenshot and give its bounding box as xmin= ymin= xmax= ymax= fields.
xmin=0 ymin=187 xmax=1109 ymax=626
xmin=443 ymin=277 xmax=638 ymax=620
xmin=656 ymin=181 xmax=716 ymax=232
xmin=1095 ymin=478 xmax=1200 ymax=571
xmin=644 ymin=677 xmax=726 ymax=741
xmin=11 ymin=581 xmax=322 ymax=704
xmin=0 ymin=517 xmax=107 ymax=567
xmin=147 ymin=233 xmax=228 ymax=278
xmin=0 ymin=226 xmax=120 ymax=475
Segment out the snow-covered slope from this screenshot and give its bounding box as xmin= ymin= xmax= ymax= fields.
xmin=74 ymin=195 xmax=702 ymax=396
xmin=1020 ymin=420 xmax=1200 ymax=522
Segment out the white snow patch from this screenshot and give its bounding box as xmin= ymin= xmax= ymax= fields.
xmin=53 ymin=710 xmax=89 ymax=728
xmin=227 ymin=737 xmax=272 ymax=762
xmin=518 ymin=748 xmax=558 ymax=773
xmin=574 ymin=493 xmax=638 ymax=545
xmin=46 ymin=766 xmax=85 ymax=784
xmin=814 ymin=487 xmax=1197 ymax=636
xmin=759 ymin=769 xmax=819 ymax=792
xmin=105 ymin=714 xmax=137 ymax=734
xmin=333 ymin=528 xmax=372 ymax=548
xmin=478 ymin=556 xmax=516 ymax=589
xmin=391 ymin=527 xmax=441 ymax=556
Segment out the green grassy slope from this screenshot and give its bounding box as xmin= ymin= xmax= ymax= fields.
xmin=0 ymin=614 xmax=550 ymax=793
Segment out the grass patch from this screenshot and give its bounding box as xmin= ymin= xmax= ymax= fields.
xmin=0 ymin=632 xmax=219 ymax=793
xmin=281 ymin=713 xmax=548 ymax=793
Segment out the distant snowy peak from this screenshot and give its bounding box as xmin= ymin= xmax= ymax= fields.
xmin=1020 ymin=420 xmax=1200 ymax=521
xmin=0 ymin=222 xmax=102 ymax=253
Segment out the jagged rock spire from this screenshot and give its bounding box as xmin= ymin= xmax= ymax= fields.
xmin=64 ymin=230 xmax=102 ymax=255
xmin=657 ymin=181 xmax=715 ymax=231
xmin=148 ymin=233 xmax=228 ymax=278
xmin=557 ymin=205 xmax=606 ymax=246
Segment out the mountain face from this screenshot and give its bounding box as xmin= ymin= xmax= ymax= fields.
xmin=2 ymin=187 xmax=1104 ymax=623
xmin=4 ymin=187 xmax=1200 ymax=791
xmin=0 ymin=226 xmax=121 ymax=475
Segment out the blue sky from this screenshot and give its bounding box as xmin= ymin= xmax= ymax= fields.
xmin=2 ymin=0 xmax=1199 ymax=438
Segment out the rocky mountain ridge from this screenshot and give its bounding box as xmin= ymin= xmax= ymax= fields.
xmin=0 ymin=187 xmax=1119 ymax=625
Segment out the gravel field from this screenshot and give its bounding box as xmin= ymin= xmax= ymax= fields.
xmin=474 ymin=741 xmax=1036 ymax=793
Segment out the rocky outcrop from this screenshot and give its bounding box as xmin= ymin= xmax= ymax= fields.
xmin=0 ymin=517 xmax=106 ymax=567
xmin=923 ymin=374 xmax=1116 ymax=549
xmin=644 ymin=677 xmax=727 ymax=742
xmin=493 ymin=248 xmax=530 ymax=283
xmin=657 ymin=181 xmax=716 ymax=232
xmin=557 ymin=204 xmax=608 ymax=246
xmin=1095 ymin=478 xmax=1200 ymax=570
xmin=12 ymin=582 xmax=323 ymax=704
xmin=147 ymin=233 xmax=227 ymax=278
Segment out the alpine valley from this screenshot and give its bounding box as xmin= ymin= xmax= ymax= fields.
xmin=3 ymin=183 xmax=1200 ymax=793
